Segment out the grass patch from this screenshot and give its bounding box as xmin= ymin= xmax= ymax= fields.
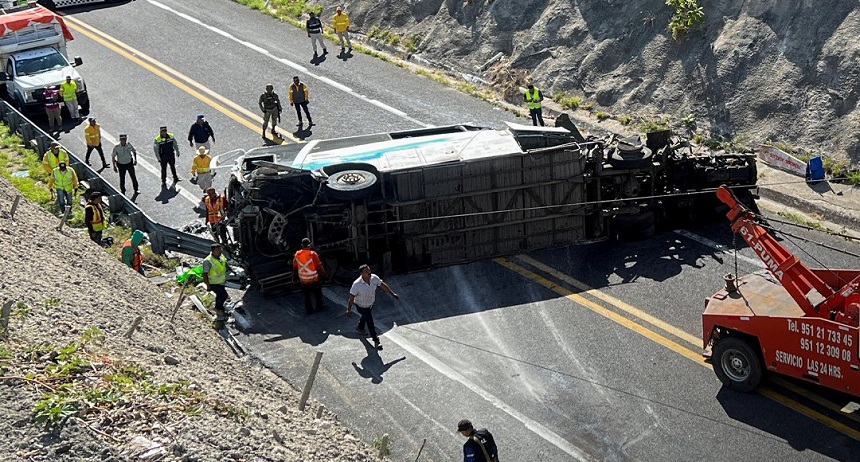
xmin=617 ymin=115 xmax=632 ymax=125
xmin=639 ymin=117 xmax=671 ymax=133
xmin=595 ymin=111 xmax=610 ymax=121
xmin=777 ymin=211 xmax=823 ymax=230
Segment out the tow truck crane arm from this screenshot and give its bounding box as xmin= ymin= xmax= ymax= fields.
xmin=716 ymin=185 xmax=858 ymax=321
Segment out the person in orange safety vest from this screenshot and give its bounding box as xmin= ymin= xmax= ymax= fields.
xmin=293 ymin=237 xmax=326 ymax=314
xmin=204 ymin=187 xmax=228 ymax=246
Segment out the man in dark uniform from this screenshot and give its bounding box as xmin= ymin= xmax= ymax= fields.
xmin=153 ymin=125 xmax=181 ymax=186
xmin=458 ymin=419 xmax=498 ymax=462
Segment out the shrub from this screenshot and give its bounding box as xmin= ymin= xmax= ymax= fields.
xmin=595 ymin=111 xmax=610 ymax=121
xmin=617 ymin=115 xmax=632 ymax=125
xmin=667 ymin=0 xmax=705 ymax=40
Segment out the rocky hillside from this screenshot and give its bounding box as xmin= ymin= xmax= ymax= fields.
xmin=324 ymin=0 xmax=860 ymax=162
xmin=0 ymin=173 xmax=375 ymax=461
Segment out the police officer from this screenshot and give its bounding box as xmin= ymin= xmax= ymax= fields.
xmin=458 ymin=419 xmax=499 ymax=462
xmin=293 ymin=237 xmax=326 ymax=314
xmin=153 ymin=125 xmax=181 ymax=186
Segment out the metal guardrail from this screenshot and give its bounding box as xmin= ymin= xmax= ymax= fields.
xmin=0 ymin=99 xmax=215 ymax=258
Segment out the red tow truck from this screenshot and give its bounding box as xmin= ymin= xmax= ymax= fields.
xmin=703 ymin=186 xmax=860 ymax=395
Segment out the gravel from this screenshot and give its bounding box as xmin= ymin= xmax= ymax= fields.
xmin=0 ymin=173 xmax=376 ymax=461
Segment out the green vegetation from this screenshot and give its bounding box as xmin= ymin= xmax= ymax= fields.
xmin=0 ymin=330 xmax=226 ymax=428
xmin=666 ymin=0 xmax=705 ymax=40
xmin=617 ymin=115 xmax=632 ymax=126
xmin=595 ymin=111 xmax=610 ymax=121
xmin=639 ymin=117 xmax=671 ymax=133
xmin=402 ymin=34 xmax=423 ymax=53
xmin=777 ymin=211 xmax=823 ymax=230
xmin=367 ymin=26 xmax=402 ymax=47
xmin=681 ymin=113 xmax=696 ymax=127
xmin=552 ymin=91 xmax=582 ymax=110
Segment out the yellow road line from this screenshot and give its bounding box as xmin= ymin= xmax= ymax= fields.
xmin=515 ymin=255 xmax=703 ymax=348
xmin=495 ymin=257 xmax=708 ymax=366
xmin=62 ymin=15 xmax=298 ymax=144
xmin=769 ymin=376 xmax=860 ymax=425
xmin=495 ymin=257 xmax=860 ymax=442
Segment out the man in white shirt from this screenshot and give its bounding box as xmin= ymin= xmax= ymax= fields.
xmin=347 ymin=264 xmax=399 ymax=351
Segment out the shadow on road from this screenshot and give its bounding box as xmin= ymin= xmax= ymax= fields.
xmin=352 ymin=338 xmax=406 ymax=384
xmin=154 ymin=183 xmax=179 ymax=204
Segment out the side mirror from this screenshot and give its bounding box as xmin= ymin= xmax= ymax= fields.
xmin=0 ymin=72 xmax=8 ymax=81
xmin=73 ymin=56 xmax=83 ymax=66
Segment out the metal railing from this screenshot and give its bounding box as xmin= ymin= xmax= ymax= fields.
xmin=0 ymin=99 xmax=215 ymax=258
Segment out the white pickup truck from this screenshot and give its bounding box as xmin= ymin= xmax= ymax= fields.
xmin=0 ymin=2 xmax=88 ymax=115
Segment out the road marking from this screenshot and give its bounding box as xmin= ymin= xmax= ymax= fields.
xmin=497 ymin=257 xmax=860 ymax=442
xmin=495 ymin=257 xmax=708 ymax=365
xmin=514 ymin=255 xmax=702 ymax=348
xmin=673 ymin=229 xmax=764 ymax=269
xmin=98 ymin=130 xmax=200 ymax=205
xmin=145 ymin=0 xmax=433 ymax=128
xmin=769 ymin=376 xmax=860 ymax=425
xmin=385 ymin=327 xmax=597 ymax=462
xmin=61 ymin=15 xmax=296 ymax=144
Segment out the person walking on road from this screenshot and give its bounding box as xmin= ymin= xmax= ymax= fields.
xmin=44 ymin=85 xmax=62 ymax=133
xmin=84 ymin=117 xmax=108 ymax=168
xmin=457 ymin=419 xmax=499 ymax=462
xmin=293 ymin=237 xmax=326 ymax=314
xmin=524 ymin=83 xmax=545 ymax=127
xmin=203 ymin=187 xmax=228 ymax=246
xmin=111 ymin=134 xmax=139 ymax=195
xmin=191 ymin=146 xmax=213 ymax=192
xmin=48 ymin=161 xmax=78 ymax=215
xmin=122 ymin=229 xmax=146 ymax=275
xmin=84 ymin=191 xmax=107 ymax=245
xmin=61 ymin=75 xmax=80 ymax=120
xmin=289 ymin=76 xmax=313 ymax=127
xmin=203 ymin=242 xmax=232 ymax=328
xmin=42 ymin=141 xmax=69 ymax=175
xmin=346 ymin=264 xmax=399 ymax=351
xmin=154 ymin=126 xmax=181 ymax=186
xmin=259 ymin=84 xmax=283 ymax=139
xmin=187 ymin=114 xmax=215 ymax=150
xmin=306 ymin=11 xmax=326 ymax=57
xmin=332 ymin=6 xmax=352 ymax=52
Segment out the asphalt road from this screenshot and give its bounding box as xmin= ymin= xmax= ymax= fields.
xmin=47 ymin=1 xmax=860 ymax=461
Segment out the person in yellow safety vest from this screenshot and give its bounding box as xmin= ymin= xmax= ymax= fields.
xmin=332 ymin=6 xmax=352 ymax=52
xmin=122 ymin=229 xmax=146 ymax=275
xmin=42 ymin=141 xmax=70 ymax=174
xmin=524 ymin=83 xmax=545 ymax=127
xmin=61 ymin=75 xmax=80 ymax=120
xmin=293 ymin=237 xmax=326 ymax=314
xmin=191 ymin=146 xmax=213 ymax=192
xmin=84 ymin=117 xmax=108 ymax=169
xmin=203 ymin=242 xmax=232 ymax=327
xmin=84 ymin=191 xmax=107 ymax=245
xmin=204 ymin=187 xmax=228 ymax=246
xmin=47 ymin=161 xmax=79 ymax=215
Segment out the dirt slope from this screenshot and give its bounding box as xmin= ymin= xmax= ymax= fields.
xmin=0 ymin=175 xmax=374 ymax=461
xmin=325 ymin=0 xmax=860 ymax=161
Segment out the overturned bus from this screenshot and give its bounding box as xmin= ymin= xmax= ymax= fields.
xmin=225 ymin=122 xmax=757 ymax=294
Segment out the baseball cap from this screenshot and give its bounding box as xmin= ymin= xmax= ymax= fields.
xmin=211 ymin=242 xmax=222 ymax=249
xmin=457 ymin=419 xmax=473 ymax=432
xmin=50 ymin=141 xmax=60 ymax=147
xmin=197 ymin=113 xmax=205 ymax=119
xmin=301 ymin=237 xmax=311 ymax=247
xmin=119 ymin=134 xmax=127 ymax=139
xmin=159 ymin=126 xmax=167 ymax=131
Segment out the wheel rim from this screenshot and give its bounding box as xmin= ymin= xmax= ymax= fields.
xmin=721 ymin=349 xmax=751 ymax=382
xmin=336 ymin=171 xmax=367 ymax=186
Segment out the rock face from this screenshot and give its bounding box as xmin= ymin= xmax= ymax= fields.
xmin=326 ymin=0 xmax=860 ymax=161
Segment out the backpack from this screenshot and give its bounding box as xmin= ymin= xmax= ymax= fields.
xmin=471 ymin=429 xmax=498 ymax=462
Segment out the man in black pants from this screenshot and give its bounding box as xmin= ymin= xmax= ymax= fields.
xmin=289 ymin=76 xmax=313 ymax=127
xmin=203 ymin=243 xmax=231 ymax=328
xmin=153 ymin=126 xmax=181 ymax=186
xmin=346 ymin=264 xmax=399 ymax=351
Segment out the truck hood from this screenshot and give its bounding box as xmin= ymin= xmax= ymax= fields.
xmin=16 ymin=67 xmax=80 ymax=91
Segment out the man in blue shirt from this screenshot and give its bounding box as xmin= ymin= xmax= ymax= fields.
xmin=188 ymin=114 xmax=215 ymax=150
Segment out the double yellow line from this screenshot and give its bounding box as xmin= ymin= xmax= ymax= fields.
xmin=496 ymin=255 xmax=860 ymax=441
xmin=62 ymin=15 xmax=299 ymax=144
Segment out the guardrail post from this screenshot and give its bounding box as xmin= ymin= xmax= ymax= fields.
xmin=298 ymin=351 xmax=324 ymax=411
xmin=108 ymin=194 xmax=124 ymax=214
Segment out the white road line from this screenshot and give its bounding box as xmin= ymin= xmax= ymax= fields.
xmin=385 ymin=327 xmax=596 ymax=462
xmin=673 ymin=229 xmax=764 ymax=269
xmin=97 ymin=130 xmax=201 ymax=205
xmin=147 ymin=0 xmax=433 ymax=128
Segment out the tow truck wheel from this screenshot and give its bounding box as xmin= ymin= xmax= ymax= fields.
xmin=712 ymin=336 xmax=763 ymax=392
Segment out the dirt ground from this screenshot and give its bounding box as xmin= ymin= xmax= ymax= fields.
xmin=321 ymin=0 xmax=860 ymax=162
xmin=0 ymin=174 xmax=376 ymax=460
